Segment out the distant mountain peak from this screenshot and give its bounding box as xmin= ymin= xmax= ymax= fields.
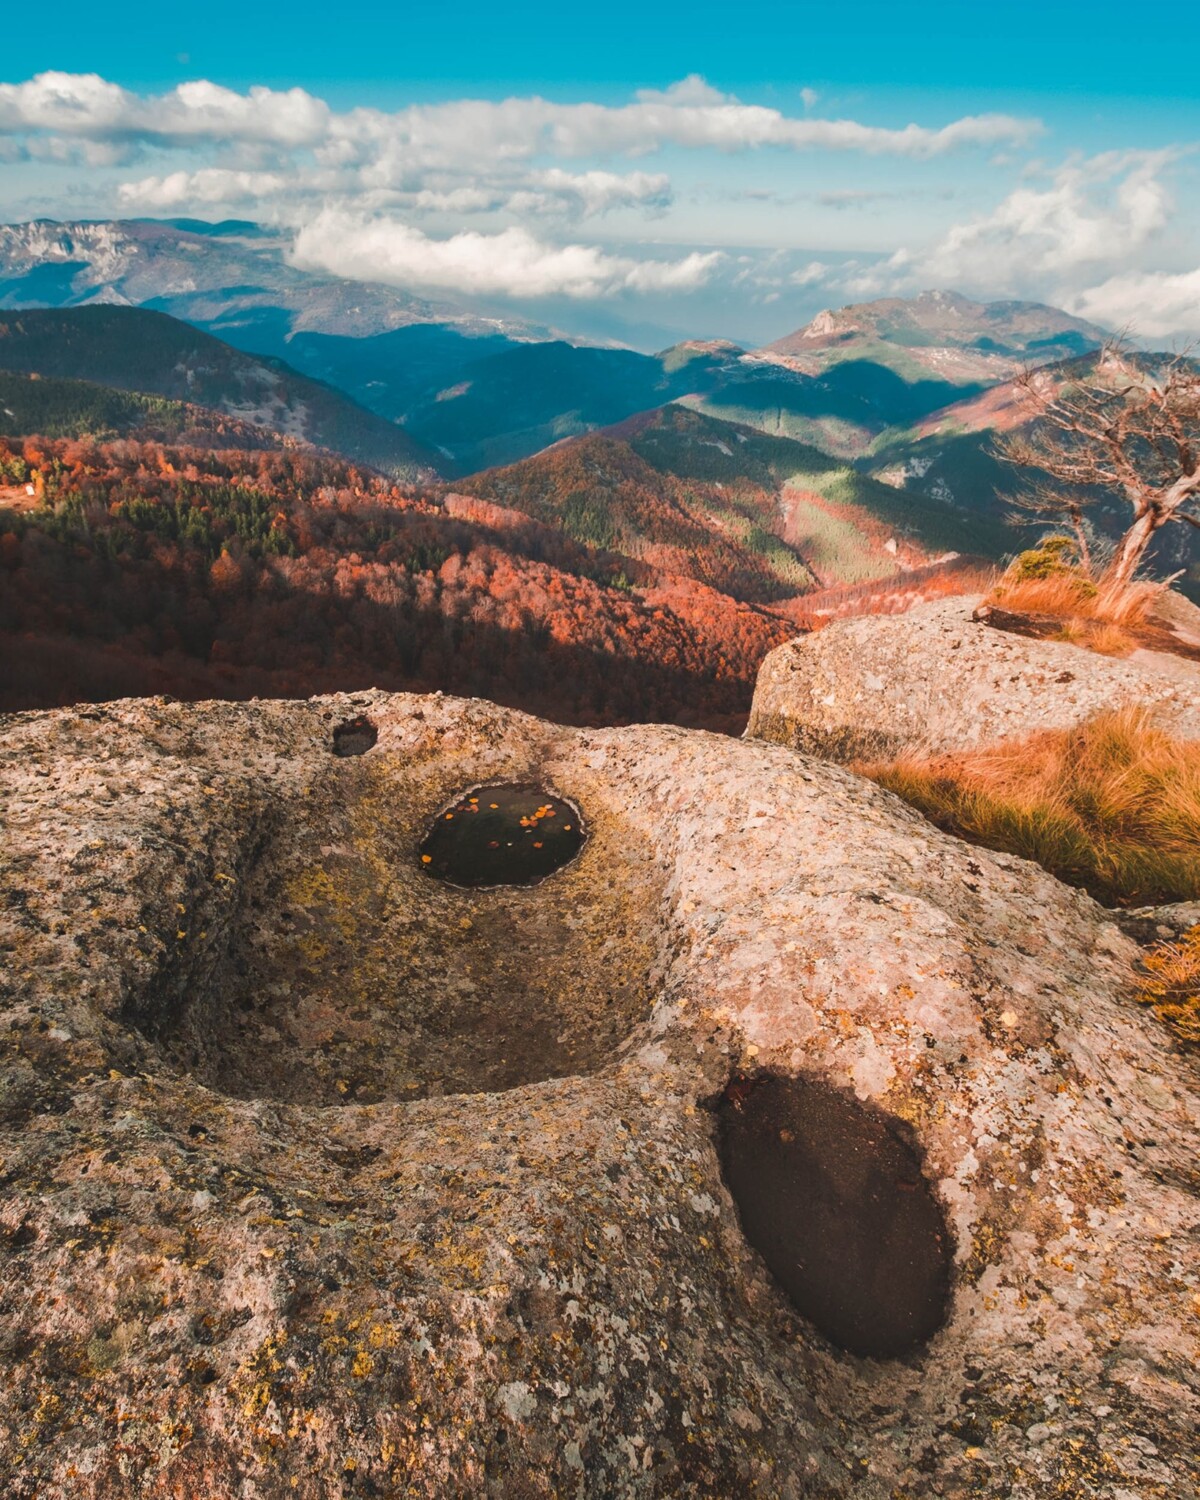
xmin=782 ymin=290 xmax=1107 ymax=355
xmin=753 ymin=290 xmax=1109 ymax=399
xmin=0 ymin=216 xmax=538 ymax=343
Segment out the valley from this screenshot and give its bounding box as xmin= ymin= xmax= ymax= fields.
xmin=0 ymin=430 xmax=794 ymax=730
xmin=4 ymin=217 xmax=1197 ymax=730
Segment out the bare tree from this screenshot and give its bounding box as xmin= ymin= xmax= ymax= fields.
xmin=997 ymin=345 xmax=1200 ymax=588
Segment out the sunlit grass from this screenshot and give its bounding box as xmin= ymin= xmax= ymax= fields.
xmin=990 ymin=570 xmax=1163 ymax=627
xmin=777 ymin=492 xmax=893 ymax=585
xmin=1137 ymin=927 xmax=1200 ymax=1047
xmin=985 ymin=543 xmax=1167 ymax=655
xmin=857 ymin=708 xmax=1200 ymax=906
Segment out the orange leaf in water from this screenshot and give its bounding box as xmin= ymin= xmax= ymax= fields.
xmin=421 ymin=855 xmax=432 ymax=864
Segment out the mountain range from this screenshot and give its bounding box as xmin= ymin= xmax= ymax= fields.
xmin=763 ymin=289 xmax=1105 ymax=374
xmin=10 ymin=214 xmax=1188 ymax=726
xmin=451 ymin=403 xmax=1011 ymax=593
xmin=0 ymin=306 xmax=440 ymax=480
xmin=682 ymin=291 xmax=1109 ymax=459
xmin=0 ymin=220 xmax=1110 ymax=472
xmin=0 ymin=218 xmax=526 ymax=341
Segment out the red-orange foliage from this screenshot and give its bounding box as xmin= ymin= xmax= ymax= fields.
xmin=452 ymin=432 xmax=814 ymax=603
xmin=783 ymin=557 xmax=995 ymax=627
xmin=0 ymin=435 xmax=795 ymax=731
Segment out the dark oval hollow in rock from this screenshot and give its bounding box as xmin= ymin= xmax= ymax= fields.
xmin=419 ymin=783 xmax=585 ymax=888
xmin=718 ymin=1072 xmax=953 ymax=1358
xmin=332 ymin=716 xmax=378 ymax=757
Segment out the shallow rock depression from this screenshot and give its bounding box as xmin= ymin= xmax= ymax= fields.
xmin=718 ymin=1073 xmax=953 ymax=1359
xmin=1 ymin=690 xmax=1198 ymax=1498
xmin=144 ymin=743 xmax=653 ymax=1105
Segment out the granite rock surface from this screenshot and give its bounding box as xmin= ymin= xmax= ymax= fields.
xmin=747 ymin=596 xmax=1200 ymax=760
xmin=1 ymin=690 xmax=1198 ymax=1498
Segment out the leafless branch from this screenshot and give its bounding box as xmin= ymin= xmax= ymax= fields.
xmin=994 ymin=343 xmax=1200 ymax=585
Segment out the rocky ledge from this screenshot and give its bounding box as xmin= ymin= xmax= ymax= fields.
xmin=747 ymin=595 xmax=1200 ymax=761
xmin=1 ymin=690 xmax=1197 ymax=1497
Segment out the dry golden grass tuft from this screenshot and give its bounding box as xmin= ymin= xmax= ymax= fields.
xmin=1049 ymin=614 xmax=1141 ymax=658
xmin=990 ymin=570 xmax=1097 ymax=618
xmin=990 ymin=570 xmax=1163 ymax=627
xmin=984 ymin=546 xmax=1167 ymax=655
xmin=1076 ymin=621 xmax=1142 ymax=658
xmin=1137 ymin=927 xmax=1200 ymax=1048
xmin=857 ymin=708 xmax=1200 ymax=908
xmin=1091 ymin=575 xmax=1169 ymax=626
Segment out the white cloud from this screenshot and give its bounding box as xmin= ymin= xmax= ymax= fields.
xmin=319 ymin=74 xmax=1037 ymax=174
xmin=464 ymin=76 xmax=1040 ymax=159
xmin=0 ymin=70 xmax=1040 ymax=167
xmin=0 ymin=70 xmax=1044 ymax=308
xmin=0 ymin=132 xmax=132 ymax=167
xmin=0 ymin=71 xmax=330 ymax=147
xmin=1069 ymin=267 xmax=1200 ymax=339
xmin=523 ymin=169 xmax=672 ymax=216
xmin=789 ymin=260 xmax=833 ymax=286
xmin=17 ymin=68 xmax=1200 ymax=338
xmin=117 ymin=167 xmax=288 ymax=209
xmin=873 ymin=151 xmax=1178 ymax=303
xmin=112 ymin=163 xmax=672 ymax=223
xmin=289 ymin=211 xmax=721 ymax=299
xmin=781 ymin=148 xmax=1200 ymax=342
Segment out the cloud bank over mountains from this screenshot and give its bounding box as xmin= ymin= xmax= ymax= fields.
xmin=0 ymin=69 xmax=1197 ymax=337
xmin=290 ymin=214 xmax=723 ymax=300
xmin=818 ymin=151 xmax=1200 ymax=338
xmin=0 ymin=72 xmax=1038 ymax=165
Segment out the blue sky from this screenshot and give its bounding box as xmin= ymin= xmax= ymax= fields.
xmin=3 ymin=0 xmax=1199 ymax=344
xmin=8 ymin=0 xmax=1199 ymax=102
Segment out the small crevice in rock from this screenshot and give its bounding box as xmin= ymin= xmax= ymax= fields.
xmin=332 ymin=716 xmax=378 ymax=758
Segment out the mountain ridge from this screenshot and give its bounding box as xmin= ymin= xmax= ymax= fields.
xmin=0 ymin=218 xmax=1119 ymax=482
xmin=0 ymin=305 xmax=442 ymax=480
xmin=0 ymin=218 xmax=531 ymax=341
xmin=451 ymin=403 xmax=1012 ymax=593
xmin=768 ymin=289 xmax=1108 ymax=363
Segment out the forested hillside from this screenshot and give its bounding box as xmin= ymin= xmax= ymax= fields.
xmin=0 ymin=371 xmax=285 ymax=448
xmin=0 ymin=435 xmax=795 ymax=729
xmin=455 ymin=404 xmax=1011 ymax=592
xmin=0 ymin=307 xmax=442 ymax=480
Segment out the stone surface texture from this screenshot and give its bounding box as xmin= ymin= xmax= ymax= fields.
xmin=1116 ymin=902 xmax=1200 ymax=946
xmin=1 ymin=690 xmax=1198 ymax=1498
xmin=747 ymin=596 xmax=1200 ymax=760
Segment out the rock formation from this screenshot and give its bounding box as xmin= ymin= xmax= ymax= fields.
xmin=747 ymin=596 xmax=1200 ymax=761
xmin=1 ymin=689 xmax=1197 ymax=1497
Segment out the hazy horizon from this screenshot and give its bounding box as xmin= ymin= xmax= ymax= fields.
xmin=3 ymin=0 xmax=1199 ymax=346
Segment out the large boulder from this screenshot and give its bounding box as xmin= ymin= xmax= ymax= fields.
xmin=747 ymin=595 xmax=1200 ymax=760
xmin=1 ymin=690 xmax=1197 ymax=1498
